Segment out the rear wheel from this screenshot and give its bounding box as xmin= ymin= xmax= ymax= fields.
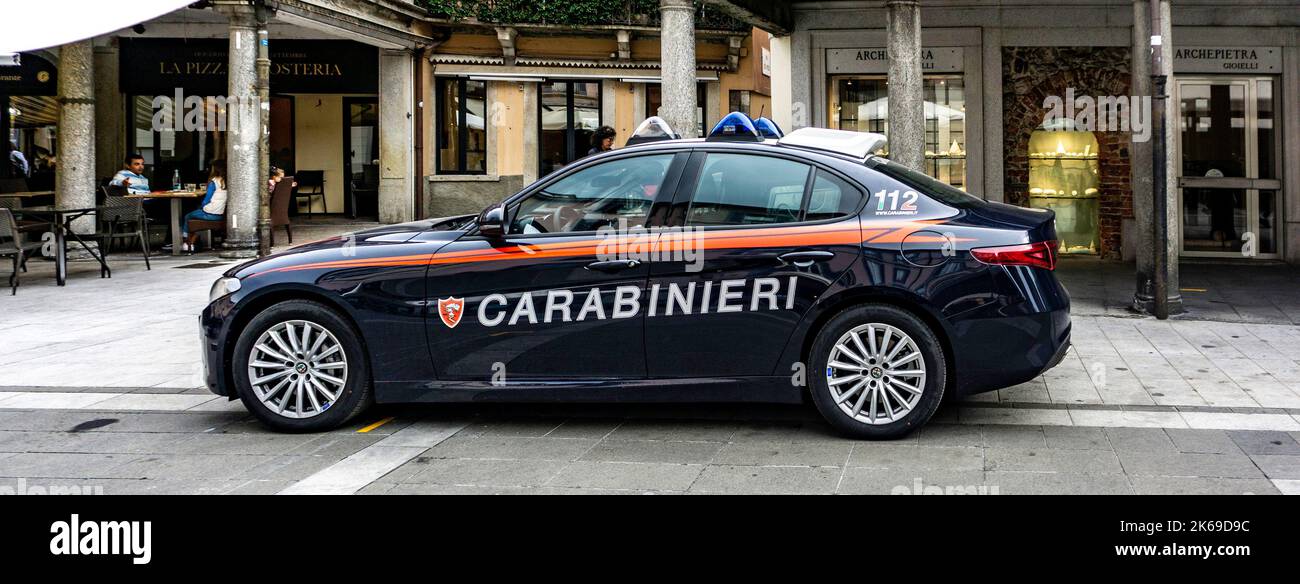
xmin=808 ymin=304 xmax=946 ymax=439
xmin=232 ymin=300 xmax=372 ymax=432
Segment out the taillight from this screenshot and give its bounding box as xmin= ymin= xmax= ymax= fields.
xmin=970 ymin=240 xmax=1058 ymax=270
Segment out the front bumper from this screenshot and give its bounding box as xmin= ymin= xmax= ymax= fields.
xmin=200 ymin=295 xmax=238 ymax=397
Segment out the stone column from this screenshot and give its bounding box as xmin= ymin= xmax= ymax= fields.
xmin=1130 ymin=0 xmax=1155 ymax=307
xmin=1131 ymin=0 xmax=1181 ymax=314
xmin=522 ymin=82 xmax=540 ymax=186
xmin=55 ymin=40 xmax=97 ymax=237
xmin=93 ymin=43 xmax=124 ymax=183
xmin=378 ymin=49 xmax=415 ymax=224
xmin=887 ymin=0 xmax=924 ymax=171
xmin=659 ymin=0 xmax=698 ymax=138
xmin=216 ymin=1 xmax=262 ymax=258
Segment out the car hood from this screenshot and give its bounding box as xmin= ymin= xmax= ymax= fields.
xmin=225 ymin=214 xmax=475 ymax=278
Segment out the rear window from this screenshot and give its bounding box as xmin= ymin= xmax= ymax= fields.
xmin=869 ymin=158 xmax=986 ymax=209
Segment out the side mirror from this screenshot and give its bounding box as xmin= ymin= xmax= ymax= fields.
xmin=478 ymin=203 xmax=507 ymax=238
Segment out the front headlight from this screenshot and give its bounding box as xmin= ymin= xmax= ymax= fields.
xmin=209 ymin=276 xmax=242 ymax=303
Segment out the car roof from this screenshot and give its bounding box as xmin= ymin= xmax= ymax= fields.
xmin=615 ymin=136 xmax=880 ymax=169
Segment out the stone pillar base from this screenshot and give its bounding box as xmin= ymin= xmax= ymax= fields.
xmin=218 ymin=238 xmax=259 ymax=259
xmin=63 ymin=241 xmax=100 ymax=261
xmin=1131 ymin=293 xmax=1185 ymax=317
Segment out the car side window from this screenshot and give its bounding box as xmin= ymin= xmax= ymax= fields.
xmin=510 ymin=154 xmax=674 ymax=235
xmin=804 ymin=170 xmax=864 ymax=221
xmin=685 ymin=153 xmax=811 ymax=227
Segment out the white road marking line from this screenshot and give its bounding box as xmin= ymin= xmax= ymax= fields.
xmin=1272 ymin=479 xmax=1300 ymax=495
xmin=1068 ymin=409 xmax=1188 ymax=429
xmin=89 ymin=393 xmax=219 ymax=411
xmin=0 ymin=392 xmax=122 ymax=409
xmin=277 ymin=419 xmax=470 ymax=495
xmin=1181 ymin=411 xmax=1300 ymax=431
xmin=958 ymin=407 xmax=1072 ymax=426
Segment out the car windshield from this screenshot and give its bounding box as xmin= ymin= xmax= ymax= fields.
xmin=868 ymin=158 xmax=986 ymax=209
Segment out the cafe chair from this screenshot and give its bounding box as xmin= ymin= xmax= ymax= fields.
xmin=187 ymin=217 xmax=227 ymax=253
xmin=95 ymin=189 xmax=152 ymax=270
xmin=293 ymin=170 xmax=326 ymax=217
xmin=0 ymin=209 xmax=43 ymax=295
xmin=0 ymin=196 xmax=49 ymax=235
xmin=270 ymin=177 xmax=294 ymax=247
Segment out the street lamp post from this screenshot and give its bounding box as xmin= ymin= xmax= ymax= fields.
xmin=255 ymin=2 xmax=271 ymax=257
xmin=1150 ymin=1 xmax=1169 ymax=320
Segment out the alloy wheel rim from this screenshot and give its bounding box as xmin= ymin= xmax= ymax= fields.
xmin=247 ymin=319 xmax=347 ymax=419
xmin=826 ymin=323 xmax=926 ymax=425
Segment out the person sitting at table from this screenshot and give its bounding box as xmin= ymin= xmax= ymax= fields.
xmin=180 ymin=160 xmax=226 ymax=254
xmin=109 ymin=154 xmax=150 ymax=195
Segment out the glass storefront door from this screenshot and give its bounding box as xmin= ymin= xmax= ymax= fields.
xmin=344 ymin=97 xmax=379 ymax=219
xmin=1176 ymin=77 xmax=1281 ymax=258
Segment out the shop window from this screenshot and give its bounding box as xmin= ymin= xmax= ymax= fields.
xmin=646 ymin=82 xmax=707 ymax=138
xmin=436 ymin=77 xmax=487 ymax=175
xmin=829 ymin=75 xmax=966 ymax=189
xmin=1028 ymin=124 xmax=1100 ymax=254
xmin=540 ymin=81 xmax=601 ymax=176
xmin=128 ymin=95 xmax=226 ymax=187
xmin=3 ymin=95 xmax=59 ymax=185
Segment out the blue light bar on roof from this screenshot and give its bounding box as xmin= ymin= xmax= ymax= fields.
xmin=625 ymin=116 xmax=679 ymax=146
xmin=706 ymin=112 xmax=761 ymax=142
xmin=753 ymin=117 xmax=783 ymax=138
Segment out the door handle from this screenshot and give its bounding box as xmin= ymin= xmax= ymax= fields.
xmin=585 ymin=259 xmax=642 ymax=272
xmin=778 ymin=251 xmax=835 ymax=267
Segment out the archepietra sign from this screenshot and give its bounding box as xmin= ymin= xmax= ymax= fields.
xmin=119 ymin=38 xmax=378 ymax=95
xmin=826 ymin=47 xmax=963 ymax=75
xmin=1173 ymin=46 xmax=1281 ymax=73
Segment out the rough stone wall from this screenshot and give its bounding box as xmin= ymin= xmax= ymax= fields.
xmin=425 ymin=175 xmax=524 ymax=219
xmin=1003 ymin=46 xmax=1132 ymax=259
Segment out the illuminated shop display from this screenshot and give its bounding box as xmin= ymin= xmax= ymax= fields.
xmin=1028 ymin=127 xmax=1100 ymax=254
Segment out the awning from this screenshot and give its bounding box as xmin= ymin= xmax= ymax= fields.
xmin=0 ymin=0 xmax=194 ymax=53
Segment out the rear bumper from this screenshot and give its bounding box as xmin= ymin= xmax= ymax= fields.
xmin=951 ymin=265 xmax=1071 ymax=396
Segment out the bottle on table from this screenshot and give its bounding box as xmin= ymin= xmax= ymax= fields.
xmin=173 ymin=169 xmax=181 ymax=191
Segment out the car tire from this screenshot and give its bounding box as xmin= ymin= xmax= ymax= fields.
xmin=808 ymin=304 xmax=946 ymax=440
xmin=232 ymin=300 xmax=372 ymax=432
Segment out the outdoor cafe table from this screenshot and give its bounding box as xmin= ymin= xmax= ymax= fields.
xmin=0 ymin=190 xmax=55 ymax=201
xmin=126 ymin=189 xmax=205 ymax=256
xmin=11 ymin=205 xmax=112 ymax=286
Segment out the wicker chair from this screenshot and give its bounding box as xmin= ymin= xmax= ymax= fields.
xmin=0 ymin=208 xmax=44 ymax=295
xmin=0 ymin=195 xmax=49 ymax=234
xmin=96 ymin=188 xmax=152 ymax=270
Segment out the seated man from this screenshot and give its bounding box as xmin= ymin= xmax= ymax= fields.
xmin=109 ymin=154 xmax=151 ymax=195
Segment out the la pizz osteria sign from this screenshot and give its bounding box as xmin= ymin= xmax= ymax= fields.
xmin=1174 ymin=46 xmax=1280 ymax=73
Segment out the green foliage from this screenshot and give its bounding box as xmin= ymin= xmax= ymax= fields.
xmin=417 ymin=0 xmax=747 ymax=30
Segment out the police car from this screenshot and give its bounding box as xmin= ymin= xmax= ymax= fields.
xmin=201 ymin=113 xmax=1070 ymax=439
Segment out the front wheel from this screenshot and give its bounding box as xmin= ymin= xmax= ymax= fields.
xmin=808 ymin=304 xmax=946 ymax=439
xmin=232 ymin=300 xmax=372 ymax=432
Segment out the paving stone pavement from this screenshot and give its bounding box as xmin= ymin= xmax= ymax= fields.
xmin=0 ymin=404 xmax=1295 ymax=495
xmin=3 ymin=234 xmax=1300 ymax=494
